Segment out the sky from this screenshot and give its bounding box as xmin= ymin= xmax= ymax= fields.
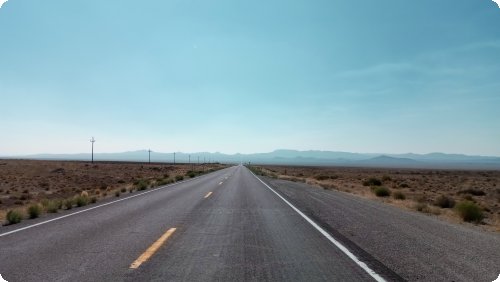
xmin=1 ymin=0 xmax=500 ymax=156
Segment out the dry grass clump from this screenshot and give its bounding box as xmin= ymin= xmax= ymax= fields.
xmin=135 ymin=179 xmax=149 ymax=191
xmin=363 ymin=178 xmax=382 ymax=186
xmin=156 ymin=178 xmax=174 ymax=186
xmin=75 ymin=195 xmax=89 ymax=207
xmin=6 ymin=210 xmax=23 ymax=225
xmin=455 ymin=201 xmax=484 ymax=223
xmin=27 ymin=204 xmax=42 ymax=219
xmin=41 ymin=199 xmax=62 ymax=213
xmin=414 ymin=203 xmax=441 ymax=215
xmin=373 ymin=186 xmax=391 ymax=197
xmin=314 ymin=175 xmax=331 ymax=181
xmin=63 ymin=198 xmax=74 ymax=210
xmin=434 ymin=195 xmax=455 ymax=208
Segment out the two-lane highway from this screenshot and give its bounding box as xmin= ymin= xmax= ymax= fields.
xmin=0 ymin=166 xmax=386 ymax=281
xmin=125 ymin=165 xmax=382 ymax=281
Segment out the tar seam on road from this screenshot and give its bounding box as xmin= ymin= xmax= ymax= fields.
xmin=0 ymin=169 xmax=228 ymax=238
xmin=204 ymin=192 xmax=213 ymax=198
xmin=130 ymin=227 xmax=177 ymax=269
xmin=249 ymin=170 xmax=387 ymax=282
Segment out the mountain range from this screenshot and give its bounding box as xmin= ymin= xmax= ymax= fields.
xmin=3 ymin=149 xmax=500 ymax=170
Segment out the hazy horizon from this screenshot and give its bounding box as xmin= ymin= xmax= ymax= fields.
xmin=1 ymin=0 xmax=500 ymax=156
xmin=2 ymin=148 xmax=500 ymax=159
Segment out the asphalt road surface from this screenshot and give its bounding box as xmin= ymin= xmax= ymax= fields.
xmin=0 ymin=165 xmax=498 ymax=281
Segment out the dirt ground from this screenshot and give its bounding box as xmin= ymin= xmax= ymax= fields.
xmin=0 ymin=159 xmax=226 ymax=222
xmin=254 ymin=165 xmax=500 ymax=232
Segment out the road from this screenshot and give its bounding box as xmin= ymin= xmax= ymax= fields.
xmin=264 ymin=177 xmax=500 ymax=282
xmin=0 ymin=165 xmax=498 ymax=281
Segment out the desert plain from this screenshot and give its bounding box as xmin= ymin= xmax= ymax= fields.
xmin=2 ymin=160 xmax=499 ymax=232
xmin=0 ymin=159 xmax=226 ymax=223
xmin=252 ymin=165 xmax=500 ymax=232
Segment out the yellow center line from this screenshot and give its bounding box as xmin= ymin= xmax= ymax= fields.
xmin=130 ymin=227 xmax=177 ymax=269
xmin=204 ymin=192 xmax=213 ymax=198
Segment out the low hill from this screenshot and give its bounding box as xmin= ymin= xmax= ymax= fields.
xmin=3 ymin=149 xmax=500 ymax=169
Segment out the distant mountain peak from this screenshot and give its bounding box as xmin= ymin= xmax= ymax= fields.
xmin=368 ymin=155 xmax=418 ymax=163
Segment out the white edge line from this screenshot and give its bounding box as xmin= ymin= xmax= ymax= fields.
xmin=249 ymin=170 xmax=386 ymax=282
xmin=0 ymin=167 xmax=231 ymax=238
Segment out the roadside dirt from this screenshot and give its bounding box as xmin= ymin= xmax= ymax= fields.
xmin=252 ymin=165 xmax=500 ymax=232
xmin=0 ymin=159 xmax=226 ymax=222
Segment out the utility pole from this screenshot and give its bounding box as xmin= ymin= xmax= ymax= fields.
xmin=90 ymin=137 xmax=96 ymax=163
xmin=148 ymin=149 xmax=152 ymax=164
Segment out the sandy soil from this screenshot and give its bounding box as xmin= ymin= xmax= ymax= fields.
xmin=253 ymin=165 xmax=500 ymax=232
xmin=0 ymin=159 xmax=226 ymax=222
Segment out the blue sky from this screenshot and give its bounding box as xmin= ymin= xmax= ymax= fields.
xmin=1 ymin=0 xmax=499 ymax=156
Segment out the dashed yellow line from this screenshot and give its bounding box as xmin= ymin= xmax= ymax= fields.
xmin=204 ymin=192 xmax=213 ymax=198
xmin=130 ymin=228 xmax=177 ymax=269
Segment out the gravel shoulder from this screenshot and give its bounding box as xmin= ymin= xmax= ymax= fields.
xmin=262 ymin=177 xmax=500 ymax=282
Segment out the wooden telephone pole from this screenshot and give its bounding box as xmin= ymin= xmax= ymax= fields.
xmin=90 ymin=137 xmax=96 ymax=163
